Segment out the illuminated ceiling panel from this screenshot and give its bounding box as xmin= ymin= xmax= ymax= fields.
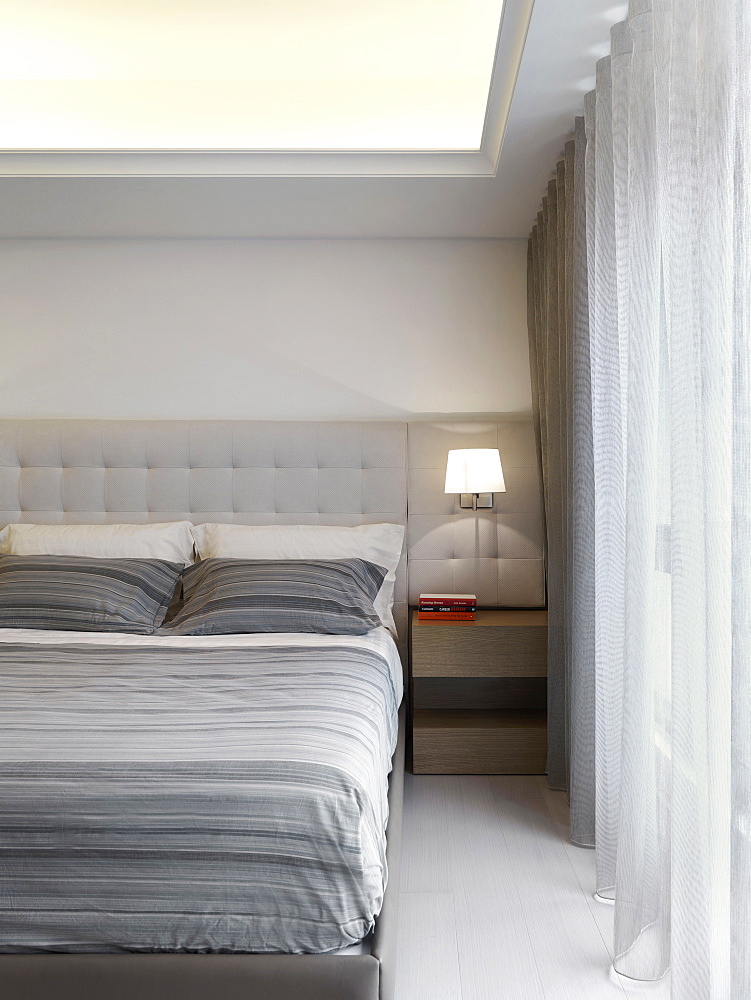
xmin=0 ymin=0 xmax=505 ymax=151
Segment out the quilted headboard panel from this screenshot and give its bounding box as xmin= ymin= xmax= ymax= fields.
xmin=0 ymin=418 xmax=545 ymax=648
xmin=0 ymin=420 xmax=409 ymax=650
xmin=407 ymin=419 xmax=545 ymax=607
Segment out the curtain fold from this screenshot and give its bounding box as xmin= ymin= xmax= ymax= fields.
xmin=527 ymin=1 xmax=751 ymax=995
xmin=568 ymin=113 xmax=596 ymax=848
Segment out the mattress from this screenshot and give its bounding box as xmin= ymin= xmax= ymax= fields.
xmin=0 ymin=627 xmax=402 ymax=955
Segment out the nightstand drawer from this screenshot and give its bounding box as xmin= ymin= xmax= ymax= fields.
xmin=408 ymin=609 xmax=548 ymax=774
xmin=411 ymin=612 xmax=547 ymax=678
xmin=412 ymin=710 xmax=547 ymax=774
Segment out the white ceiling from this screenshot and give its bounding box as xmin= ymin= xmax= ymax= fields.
xmin=0 ymin=0 xmax=626 ymax=238
xmin=0 ymin=0 xmax=503 ymax=151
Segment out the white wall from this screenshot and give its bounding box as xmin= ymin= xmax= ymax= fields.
xmin=0 ymin=238 xmax=531 ymax=420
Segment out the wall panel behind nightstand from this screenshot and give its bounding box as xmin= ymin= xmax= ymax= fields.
xmin=407 ymin=420 xmax=545 ymax=607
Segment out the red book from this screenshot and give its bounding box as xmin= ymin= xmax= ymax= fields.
xmin=417 ymin=611 xmax=476 ymax=621
xmin=419 ymin=604 xmax=475 ymax=613
xmin=419 ymin=598 xmax=476 ymax=605
xmin=419 ymin=593 xmax=477 ymax=608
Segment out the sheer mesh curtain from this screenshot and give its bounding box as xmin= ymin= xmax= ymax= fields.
xmin=527 ymin=1 xmax=751 ymax=996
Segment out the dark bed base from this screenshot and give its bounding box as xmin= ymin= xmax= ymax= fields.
xmin=0 ymin=709 xmax=406 ymax=1000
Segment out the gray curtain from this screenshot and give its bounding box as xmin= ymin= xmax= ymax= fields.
xmin=528 ymin=1 xmax=751 ymax=995
xmin=528 ymin=124 xmax=593 ymax=831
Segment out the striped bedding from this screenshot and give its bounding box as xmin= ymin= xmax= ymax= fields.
xmin=0 ymin=555 xmax=182 ymax=633
xmin=0 ymin=628 xmax=402 ymax=955
xmin=165 ymin=558 xmax=385 ymax=635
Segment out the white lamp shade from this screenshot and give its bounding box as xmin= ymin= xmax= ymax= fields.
xmin=444 ymin=448 xmax=506 ymax=494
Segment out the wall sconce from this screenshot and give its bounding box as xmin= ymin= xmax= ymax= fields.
xmin=445 ymin=448 xmax=506 ymax=510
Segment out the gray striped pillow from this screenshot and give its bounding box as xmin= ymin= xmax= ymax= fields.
xmin=165 ymin=558 xmax=386 ymax=636
xmin=0 ymin=555 xmax=182 ymax=633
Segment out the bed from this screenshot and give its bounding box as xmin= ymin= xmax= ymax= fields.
xmin=0 ymin=419 xmax=408 ymax=1000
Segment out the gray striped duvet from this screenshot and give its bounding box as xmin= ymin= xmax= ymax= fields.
xmin=0 ymin=630 xmax=401 ymax=954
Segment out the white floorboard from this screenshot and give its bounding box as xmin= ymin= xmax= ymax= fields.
xmin=536 ymin=777 xmax=618 ymax=959
xmin=395 ymin=774 xmax=672 ymax=1000
xmin=396 ymin=892 xmax=463 ymax=1000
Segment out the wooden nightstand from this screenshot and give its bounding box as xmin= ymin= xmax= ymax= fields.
xmin=409 ymin=609 xmax=548 ymax=774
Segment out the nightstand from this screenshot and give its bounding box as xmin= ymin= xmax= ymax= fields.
xmin=409 ymin=609 xmax=548 ymax=774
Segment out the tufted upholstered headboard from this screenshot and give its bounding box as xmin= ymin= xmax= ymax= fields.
xmin=0 ymin=420 xmax=409 ymax=654
xmin=0 ymin=418 xmax=546 ymax=665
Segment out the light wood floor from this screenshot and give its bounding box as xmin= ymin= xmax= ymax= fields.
xmin=394 ymin=774 xmax=672 ymax=1000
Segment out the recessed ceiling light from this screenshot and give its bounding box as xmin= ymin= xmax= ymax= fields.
xmin=0 ymin=0 xmax=506 ymax=151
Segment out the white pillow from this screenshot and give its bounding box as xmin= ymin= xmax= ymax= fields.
xmin=0 ymin=522 xmax=195 ymax=565
xmin=190 ymin=522 xmax=405 ymax=634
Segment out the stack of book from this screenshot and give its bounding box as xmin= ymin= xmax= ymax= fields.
xmin=417 ymin=594 xmax=477 ymax=621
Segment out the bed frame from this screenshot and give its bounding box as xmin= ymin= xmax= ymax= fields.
xmin=0 ymin=419 xmax=409 ymax=1000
